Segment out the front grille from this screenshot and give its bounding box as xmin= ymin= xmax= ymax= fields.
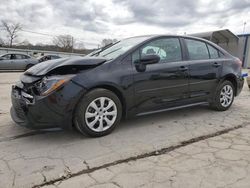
xmin=12 ymin=100 xmax=26 ymax=120
xmin=15 ymin=103 xmax=26 ymax=119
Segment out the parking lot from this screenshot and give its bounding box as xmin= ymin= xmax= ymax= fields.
xmin=0 ymin=72 xmax=250 ymax=188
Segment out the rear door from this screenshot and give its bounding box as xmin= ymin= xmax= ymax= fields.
xmin=12 ymin=54 xmax=28 ymax=70
xmin=184 ymin=38 xmax=222 ymax=99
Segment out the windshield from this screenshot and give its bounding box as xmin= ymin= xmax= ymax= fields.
xmin=92 ymin=36 xmax=151 ymax=59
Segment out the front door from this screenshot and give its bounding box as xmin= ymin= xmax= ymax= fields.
xmin=132 ymin=37 xmax=189 ymax=114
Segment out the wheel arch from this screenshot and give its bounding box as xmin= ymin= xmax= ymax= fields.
xmin=88 ymin=84 xmax=127 ymax=119
xmin=221 ymin=74 xmax=238 ymax=96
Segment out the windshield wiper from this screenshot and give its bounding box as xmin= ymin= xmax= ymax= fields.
xmin=102 ymin=47 xmax=122 ymax=57
xmin=89 ymin=40 xmax=120 ymax=57
xmin=88 ymin=49 xmax=102 ymax=57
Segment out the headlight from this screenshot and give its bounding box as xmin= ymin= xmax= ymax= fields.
xmin=36 ymin=75 xmax=75 ymax=96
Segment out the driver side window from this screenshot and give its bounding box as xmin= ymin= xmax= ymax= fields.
xmin=141 ymin=45 xmax=167 ymax=60
xmin=132 ymin=38 xmax=182 ymax=64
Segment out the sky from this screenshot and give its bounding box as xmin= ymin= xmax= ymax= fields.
xmin=0 ymin=0 xmax=250 ymax=48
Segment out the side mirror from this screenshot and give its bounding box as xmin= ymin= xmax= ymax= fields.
xmin=135 ymin=54 xmax=160 ymax=72
xmin=140 ymin=54 xmax=160 ymax=65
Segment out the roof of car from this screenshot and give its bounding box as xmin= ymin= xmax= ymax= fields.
xmin=0 ymin=53 xmax=31 ymax=57
xmin=125 ymin=34 xmax=214 ymax=42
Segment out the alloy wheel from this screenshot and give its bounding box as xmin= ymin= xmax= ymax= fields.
xmin=220 ymin=85 xmax=233 ymax=107
xmin=85 ymin=97 xmax=117 ymax=132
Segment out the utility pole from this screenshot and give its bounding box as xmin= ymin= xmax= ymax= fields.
xmin=243 ymin=22 xmax=247 ymax=34
xmin=71 ymin=36 xmax=74 ymax=54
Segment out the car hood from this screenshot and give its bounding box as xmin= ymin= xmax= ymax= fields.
xmin=24 ymin=56 xmax=107 ymax=76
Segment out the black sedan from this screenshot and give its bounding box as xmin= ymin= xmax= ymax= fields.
xmin=11 ymin=35 xmax=244 ymax=137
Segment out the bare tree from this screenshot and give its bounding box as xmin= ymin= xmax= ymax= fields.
xmin=75 ymin=41 xmax=85 ymax=50
xmin=101 ymin=38 xmax=118 ymax=47
xmin=19 ymin=39 xmax=31 ymax=46
xmin=53 ymin=35 xmax=74 ymax=52
xmin=1 ymin=21 xmax=22 ymax=47
xmin=0 ymin=37 xmax=4 ymax=47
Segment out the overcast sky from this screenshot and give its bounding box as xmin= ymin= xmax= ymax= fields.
xmin=1 ymin=0 xmax=250 ymax=48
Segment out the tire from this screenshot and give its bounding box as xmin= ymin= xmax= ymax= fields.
xmin=25 ymin=64 xmax=33 ymax=70
xmin=74 ymin=88 xmax=122 ymax=137
xmin=209 ymin=80 xmax=235 ymax=111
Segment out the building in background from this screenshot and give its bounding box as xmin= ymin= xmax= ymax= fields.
xmin=238 ymin=34 xmax=250 ymax=68
xmin=191 ymin=29 xmax=250 ymax=68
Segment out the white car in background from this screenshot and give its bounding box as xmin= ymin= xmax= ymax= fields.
xmin=0 ymin=53 xmax=38 ymax=70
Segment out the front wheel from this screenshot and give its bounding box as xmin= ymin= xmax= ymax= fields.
xmin=74 ymin=89 xmax=122 ymax=137
xmin=210 ymin=80 xmax=235 ymax=111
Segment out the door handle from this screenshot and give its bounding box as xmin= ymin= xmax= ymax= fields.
xmin=179 ymin=66 xmax=188 ymax=71
xmin=213 ymin=62 xmax=221 ymax=68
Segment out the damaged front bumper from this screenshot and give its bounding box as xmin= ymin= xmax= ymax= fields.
xmin=10 ymin=81 xmax=86 ymax=129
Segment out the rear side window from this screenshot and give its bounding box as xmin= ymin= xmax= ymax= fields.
xmin=15 ymin=55 xmax=23 ymax=59
xmin=207 ymin=44 xmax=219 ymax=59
xmin=185 ymin=39 xmax=209 ymax=60
xmin=22 ymin=55 xmax=30 ymax=59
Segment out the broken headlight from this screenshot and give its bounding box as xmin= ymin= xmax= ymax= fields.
xmin=36 ymin=75 xmax=75 ymax=96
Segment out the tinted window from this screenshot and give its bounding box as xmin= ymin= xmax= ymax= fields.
xmin=10 ymin=54 xmax=16 ymax=59
xmin=22 ymin=55 xmax=30 ymax=59
xmin=140 ymin=38 xmax=182 ymax=63
xmin=186 ymin=39 xmax=209 ymax=60
xmin=15 ymin=55 xmax=24 ymax=59
xmin=51 ymin=55 xmax=60 ymax=59
xmin=207 ymin=44 xmax=219 ymax=59
xmin=11 ymin=54 xmax=29 ymax=59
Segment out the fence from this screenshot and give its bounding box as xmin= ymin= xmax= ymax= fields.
xmin=0 ymin=47 xmax=85 ymax=58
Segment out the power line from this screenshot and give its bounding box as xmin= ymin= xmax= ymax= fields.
xmin=1 ymin=27 xmax=99 ymax=48
xmin=20 ymin=29 xmax=56 ymax=37
xmin=20 ymin=29 xmax=89 ymax=43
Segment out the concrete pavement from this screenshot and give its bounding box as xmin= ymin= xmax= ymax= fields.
xmin=0 ymin=73 xmax=249 ymax=188
xmin=45 ymin=124 xmax=250 ymax=188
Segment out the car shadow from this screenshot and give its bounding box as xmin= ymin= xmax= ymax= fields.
xmin=119 ymin=104 xmax=211 ymax=130
xmin=5 ymin=104 xmax=214 ymax=144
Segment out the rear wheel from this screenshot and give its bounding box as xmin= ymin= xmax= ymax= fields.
xmin=210 ymin=80 xmax=235 ymax=111
xmin=74 ymin=89 xmax=122 ymax=137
